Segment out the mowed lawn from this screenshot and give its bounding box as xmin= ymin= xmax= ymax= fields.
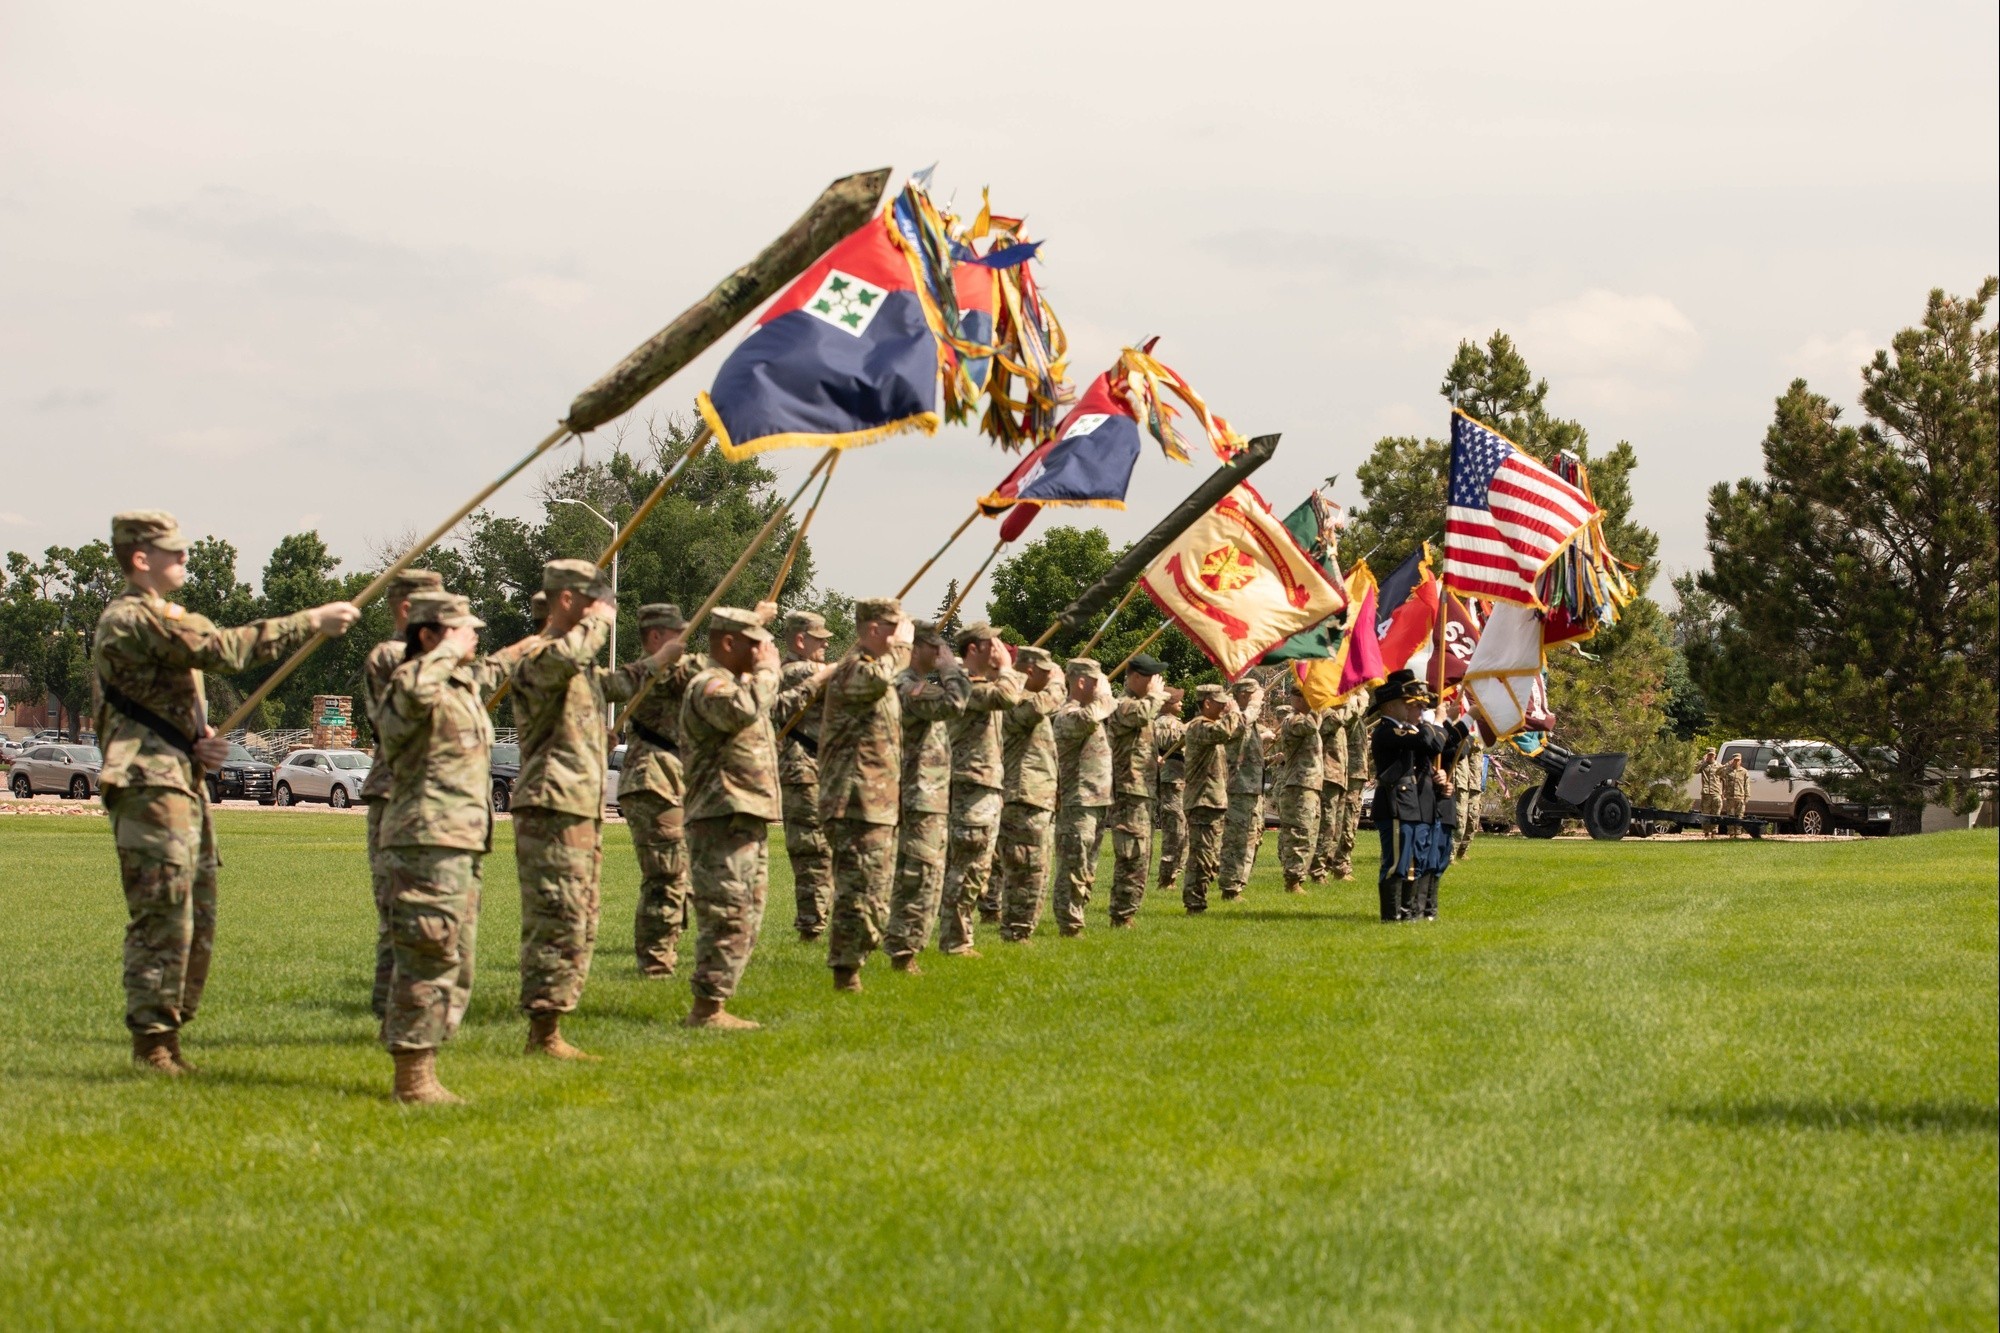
xmin=1 ymin=812 xmax=1993 ymax=1330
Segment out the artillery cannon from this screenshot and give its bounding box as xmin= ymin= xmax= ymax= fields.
xmin=1512 ymin=741 xmax=1766 ymax=841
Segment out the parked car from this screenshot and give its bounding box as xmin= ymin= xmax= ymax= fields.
xmin=490 ymin=743 xmax=521 ymax=812
xmin=28 ymin=729 xmax=96 ymax=747
xmin=9 ymin=743 xmax=104 ymax=799
xmin=205 ymin=742 xmax=276 ymax=805
xmin=272 ymin=748 xmax=373 ymax=808
xmin=0 ymin=738 xmax=29 ymax=762
xmin=1684 ymin=738 xmax=1890 ymax=835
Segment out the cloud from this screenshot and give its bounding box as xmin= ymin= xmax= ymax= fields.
xmin=27 ymin=387 xmax=111 ymax=411
xmin=1198 ymin=229 xmax=1485 ymax=284
xmin=1783 ymin=329 xmax=1877 ymax=399
xmin=0 ymin=511 xmax=32 ymax=527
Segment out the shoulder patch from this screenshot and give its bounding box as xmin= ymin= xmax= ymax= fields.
xmin=163 ymin=602 xmax=186 ymax=620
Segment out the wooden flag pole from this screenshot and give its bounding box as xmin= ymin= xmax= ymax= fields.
xmin=1068 ymin=580 xmax=1141 ymax=655
xmin=221 ymin=422 xmax=575 ymax=734
xmin=1108 ymin=622 xmax=1170 ymax=677
xmin=768 ymin=450 xmax=840 ymax=602
xmin=938 ymin=536 xmax=1006 ymax=626
xmin=896 ymin=509 xmax=982 ymax=599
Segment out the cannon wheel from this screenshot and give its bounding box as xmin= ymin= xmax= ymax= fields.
xmin=1583 ymin=787 xmax=1633 ymax=841
xmin=1516 ymin=787 xmax=1563 ymax=839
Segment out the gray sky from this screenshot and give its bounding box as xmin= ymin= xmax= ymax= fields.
xmin=4 ymin=1 xmax=1995 ymax=619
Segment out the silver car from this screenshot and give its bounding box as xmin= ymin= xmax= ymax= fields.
xmin=8 ymin=743 xmax=104 ymax=800
xmin=272 ymin=748 xmax=372 ymax=808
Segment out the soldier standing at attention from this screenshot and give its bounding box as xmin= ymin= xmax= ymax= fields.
xmin=374 ymin=590 xmax=517 ymax=1104
xmin=881 ymin=621 xmax=968 ymax=973
xmin=1722 ymin=753 xmax=1752 ymax=838
xmin=1451 ymin=733 xmax=1487 ymax=862
xmin=1103 ymin=655 xmax=1170 ymax=930
xmin=620 ymin=604 xmax=701 ymax=979
xmin=1049 ymin=659 xmax=1116 ymax=938
xmin=1217 ymin=676 xmax=1268 ymax=900
xmin=1697 ymin=748 xmax=1723 ymax=837
xmin=938 ymin=623 xmax=1016 ymax=957
xmin=1274 ymin=681 xmax=1324 ymax=895
xmin=508 ymin=559 xmax=661 ymax=1061
xmin=680 ymin=604 xmax=785 ymax=1029
xmin=819 ymin=597 xmax=910 ymax=993
xmin=996 ymin=645 xmax=1065 ymax=942
xmin=358 ymin=567 xmax=444 ymax=1022
xmin=1153 ymin=694 xmax=1188 ymax=894
xmin=1179 ymin=683 xmax=1242 ymax=914
xmin=772 ymin=611 xmax=835 ymax=941
xmin=93 ymin=511 xmax=358 ymax=1073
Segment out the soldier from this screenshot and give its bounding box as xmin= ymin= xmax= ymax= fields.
xmin=680 ymin=604 xmax=783 ymax=1029
xmin=620 ymin=604 xmax=703 ymax=979
xmin=1217 ymin=676 xmax=1269 ymax=900
xmin=1049 ymin=658 xmax=1115 ymax=938
xmin=358 ymin=567 xmax=444 ymax=1021
xmin=508 ymin=558 xmax=666 ymax=1060
xmin=1104 ymin=654 xmax=1170 ymax=929
xmin=528 ymin=590 xmax=549 ymax=634
xmin=374 ymin=590 xmax=516 ymax=1104
xmin=1153 ymin=694 xmax=1189 ymax=893
xmin=819 ymin=597 xmax=910 ymax=992
xmin=92 ymin=510 xmax=358 ymax=1073
xmin=881 ymin=620 xmax=968 ymax=972
xmin=1312 ymin=692 xmax=1370 ymax=881
xmin=772 ymin=611 xmax=835 ymax=941
xmin=1368 ymin=669 xmax=1458 ymax=922
xmin=1722 ymin=753 xmax=1752 ymax=838
xmin=1274 ymin=681 xmax=1324 ymax=895
xmin=1451 ymin=732 xmax=1487 ymax=862
xmin=1179 ymin=683 xmax=1241 ymax=914
xmin=939 ymin=623 xmax=1015 ymax=957
xmin=1697 ymin=748 xmax=1723 ymax=837
xmin=996 ymin=645 xmax=1063 ymax=940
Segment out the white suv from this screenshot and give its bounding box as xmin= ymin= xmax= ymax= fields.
xmin=1687 ymin=739 xmax=1890 ymax=835
xmin=273 ymin=748 xmax=372 ymax=808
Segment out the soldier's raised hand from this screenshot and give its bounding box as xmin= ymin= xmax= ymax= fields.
xmin=310 ymin=602 xmax=361 ymax=637
xmin=193 ymin=730 xmax=230 ymax=767
xmin=752 ymin=600 xmax=779 ymax=625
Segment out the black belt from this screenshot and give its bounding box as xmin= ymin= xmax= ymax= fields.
xmin=628 ymin=717 xmax=678 ymax=755
xmin=99 ymin=679 xmax=198 ymax=760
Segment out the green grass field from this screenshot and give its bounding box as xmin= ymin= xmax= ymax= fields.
xmin=1 ymin=812 xmax=1993 ymax=1330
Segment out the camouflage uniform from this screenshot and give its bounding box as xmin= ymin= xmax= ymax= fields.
xmin=773 ymin=622 xmax=834 ymax=939
xmin=359 ymin=569 xmax=444 ymax=1020
xmin=1722 ymin=764 xmax=1751 ymax=837
xmin=509 ymin=576 xmax=650 ymax=1019
xmin=621 ymin=606 xmax=703 ymax=977
xmin=998 ymin=656 xmax=1065 ymax=941
xmin=939 ymin=632 xmax=1017 ymax=954
xmin=1451 ymin=739 xmax=1486 ymax=861
xmin=1697 ymin=754 xmax=1724 ymax=835
xmin=1153 ymin=713 xmax=1188 ymax=890
xmin=1179 ymin=691 xmax=1241 ymax=912
xmin=1104 ymin=685 xmax=1166 ymax=926
xmin=1313 ymin=693 xmax=1370 ymax=880
xmin=1049 ymin=664 xmax=1115 ymax=936
xmin=1275 ymin=704 xmax=1324 ymax=887
xmin=374 ymin=593 xmax=516 ymax=1052
xmin=818 ymin=616 xmax=906 ymax=976
xmin=681 ymin=631 xmax=780 ymax=1002
xmin=1218 ymin=684 xmax=1268 ymax=897
xmin=883 ymin=649 xmax=968 ymax=962
xmin=91 ymin=513 xmax=318 ymax=1041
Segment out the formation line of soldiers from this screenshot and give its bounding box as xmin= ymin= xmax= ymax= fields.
xmin=91 ymin=509 xmax=1461 ymax=1106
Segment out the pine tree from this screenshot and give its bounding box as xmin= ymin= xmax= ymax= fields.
xmin=933 ymin=579 xmax=964 ymax=639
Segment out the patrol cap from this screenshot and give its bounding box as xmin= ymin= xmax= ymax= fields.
xmin=1126 ymin=653 xmax=1166 ymax=676
xmin=111 ymin=510 xmax=190 ymax=552
xmin=1231 ymin=676 xmax=1260 ymax=697
xmin=707 ymin=606 xmax=773 ymax=643
xmin=953 ymin=620 xmax=1001 ymax=651
xmin=853 ymin=596 xmax=902 ymax=624
xmin=405 ymin=590 xmax=484 ymax=630
xmin=1195 ymin=682 xmax=1228 ymax=701
xmin=542 ymin=557 xmax=611 ymax=598
xmin=637 ymin=603 xmax=686 ymax=630
xmin=911 ymin=619 xmax=945 ymax=646
xmin=1014 ymin=645 xmax=1053 ymax=670
xmin=781 ymin=609 xmax=832 ymax=640
xmin=385 ymin=568 xmax=444 ymax=601
xmin=1065 ymin=656 xmax=1103 ymax=678
xmin=529 ymin=590 xmax=548 ymax=623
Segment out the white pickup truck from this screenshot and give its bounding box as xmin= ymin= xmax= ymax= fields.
xmin=1686 ymin=738 xmax=1890 ymax=835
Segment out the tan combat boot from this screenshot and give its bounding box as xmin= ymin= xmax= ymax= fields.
xmin=164 ymin=1031 xmax=198 ymax=1073
xmin=889 ymin=954 xmax=922 ymax=975
xmin=524 ymin=1014 xmax=599 ymax=1061
xmin=392 ymin=1049 xmax=464 ymax=1105
xmin=1285 ymin=880 xmax=1307 ymax=895
xmin=132 ymin=1033 xmax=182 ymax=1076
xmin=683 ymin=998 xmax=760 ymax=1030
xmin=832 ymin=967 xmax=863 ymax=993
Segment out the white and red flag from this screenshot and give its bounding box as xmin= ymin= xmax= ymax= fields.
xmin=1443 ymin=410 xmax=1598 ymax=607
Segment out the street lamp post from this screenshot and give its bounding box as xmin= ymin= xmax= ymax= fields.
xmin=551 ymin=498 xmax=620 ymax=727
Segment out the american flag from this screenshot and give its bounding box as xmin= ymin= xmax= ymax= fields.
xmin=1443 ymin=411 xmax=1597 ymax=606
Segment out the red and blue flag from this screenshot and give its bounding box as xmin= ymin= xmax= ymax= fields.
xmin=977 ymin=367 xmax=1145 ymax=534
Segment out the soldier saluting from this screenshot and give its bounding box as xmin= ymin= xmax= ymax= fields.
xmin=1367 ymin=669 xmax=1461 ymax=922
xmin=620 ymin=604 xmax=704 ymax=979
xmin=819 ymin=596 xmax=911 ymax=993
xmin=92 ymin=510 xmax=359 ymax=1074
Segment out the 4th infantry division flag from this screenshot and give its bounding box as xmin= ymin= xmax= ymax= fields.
xmin=1139 ymin=485 xmax=1345 ymax=681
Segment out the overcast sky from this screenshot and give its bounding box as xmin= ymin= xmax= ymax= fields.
xmin=4 ymin=2 xmax=1995 ymax=619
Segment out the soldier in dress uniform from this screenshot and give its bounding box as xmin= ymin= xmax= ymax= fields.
xmin=772 ymin=610 xmax=835 ymax=941
xmin=1179 ymin=683 xmax=1242 ymax=914
xmin=996 ymin=645 xmax=1065 ymax=941
xmin=881 ymin=620 xmax=968 ymax=972
xmin=819 ymin=597 xmax=909 ymax=992
xmin=1368 ymin=670 xmax=1462 ymax=922
xmin=938 ymin=623 xmax=1016 ymax=957
xmin=1103 ymin=654 xmax=1169 ymax=929
xmin=92 ymin=510 xmax=358 ymax=1073
xmin=1049 ymin=658 xmax=1115 ymax=938
xmin=679 ymin=604 xmax=784 ymax=1029
xmin=359 ymin=567 xmax=444 ymax=1020
xmin=1274 ymin=681 xmax=1324 ymax=895
xmin=1153 ymin=694 xmax=1189 ymax=894
xmin=620 ymin=604 xmax=704 ymax=978
xmin=1216 ymin=676 xmax=1268 ymax=900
